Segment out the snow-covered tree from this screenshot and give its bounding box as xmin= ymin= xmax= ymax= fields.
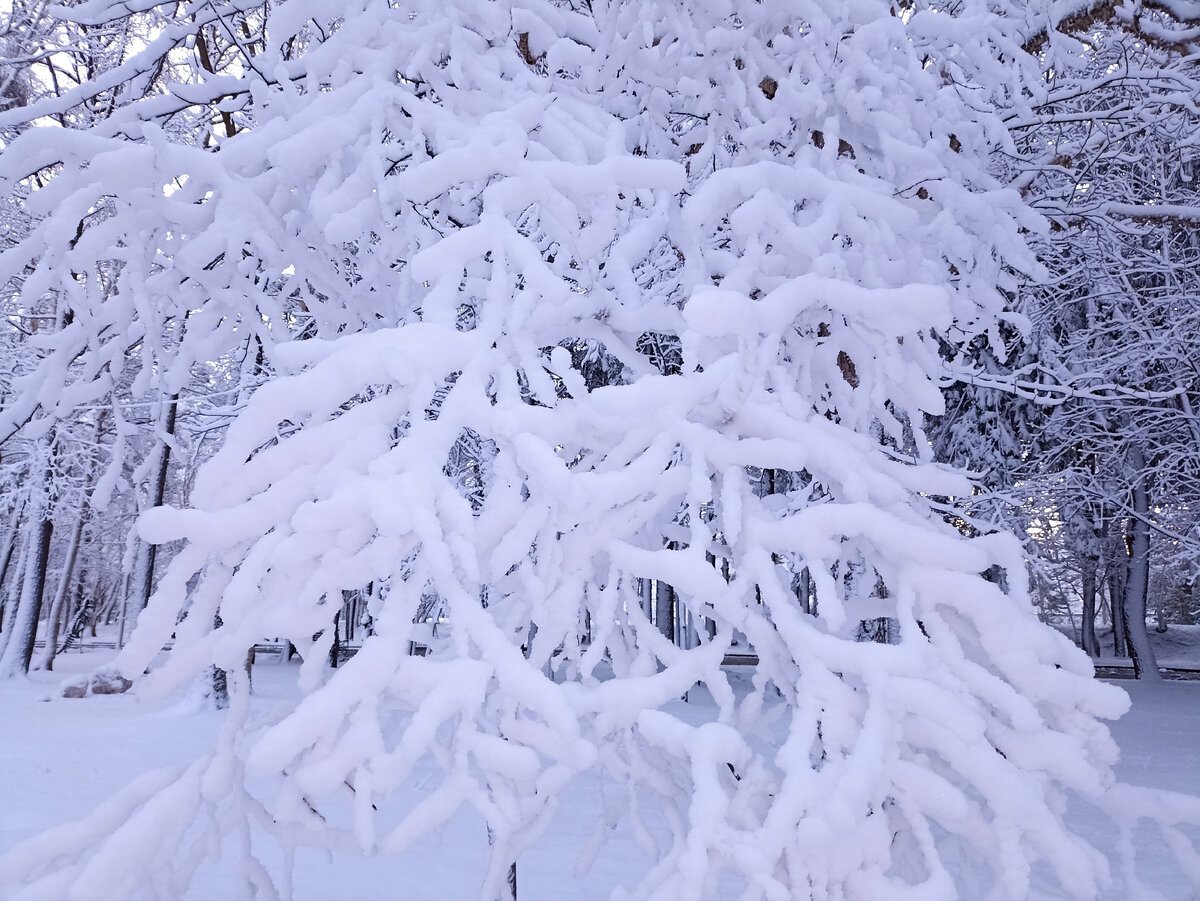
xmin=2 ymin=0 xmax=1200 ymax=899
xmin=934 ymin=0 xmax=1200 ymax=672
xmin=0 ymin=0 xmax=284 ymax=662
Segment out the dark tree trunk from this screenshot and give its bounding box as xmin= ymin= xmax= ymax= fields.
xmin=655 ymin=581 xmax=675 ymax=643
xmin=1121 ymin=458 xmax=1160 ymax=680
xmin=1080 ymin=559 xmax=1099 ymax=657
xmin=1108 ymin=567 xmax=1126 ymax=657
xmin=138 ymin=395 xmax=179 ymax=611
xmin=329 ymin=608 xmax=342 ymax=668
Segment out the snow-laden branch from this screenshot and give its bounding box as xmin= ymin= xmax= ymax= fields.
xmin=942 ymin=363 xmax=1191 ymax=405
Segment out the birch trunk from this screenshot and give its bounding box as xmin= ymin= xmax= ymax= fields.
xmin=0 ymin=526 xmax=30 ymax=660
xmin=0 ymin=514 xmax=53 ymax=677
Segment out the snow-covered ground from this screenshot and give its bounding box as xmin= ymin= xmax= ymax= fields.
xmin=2 ymin=639 xmax=1199 ymax=900
xmin=1144 ymin=624 xmax=1200 ymax=670
xmin=1053 ymin=621 xmax=1200 ymax=671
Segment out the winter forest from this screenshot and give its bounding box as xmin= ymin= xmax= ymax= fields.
xmin=1 ymin=0 xmax=1200 ymax=898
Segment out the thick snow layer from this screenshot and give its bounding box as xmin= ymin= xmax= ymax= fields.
xmin=2 ymin=647 xmax=1197 ymax=901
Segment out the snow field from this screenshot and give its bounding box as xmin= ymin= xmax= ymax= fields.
xmin=3 ymin=648 xmax=1198 ymax=901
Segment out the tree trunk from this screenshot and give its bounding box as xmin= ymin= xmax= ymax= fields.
xmin=114 ymin=568 xmax=133 ymax=644
xmin=797 ymin=566 xmax=812 ymax=616
xmin=139 ymin=394 xmax=178 ymax=611
xmin=57 ymin=538 xmax=91 ymax=654
xmin=1080 ymin=558 xmax=1099 ymax=657
xmin=329 ymin=608 xmax=342 ymax=668
xmin=0 ymin=512 xmax=21 ymax=603
xmin=211 ymin=663 xmax=229 ymax=709
xmin=58 ymin=597 xmax=93 ymax=654
xmin=1108 ymin=567 xmax=1126 ymax=657
xmin=0 ymin=514 xmax=53 ymax=677
xmin=1121 ymin=459 xmax=1161 ymax=680
xmin=487 ymin=827 xmax=517 ymax=901
xmin=119 ymin=394 xmax=178 ymax=647
xmin=36 ymin=513 xmax=84 ymax=671
xmin=639 ymin=576 xmax=654 ymax=624
xmin=655 ymin=581 xmax=675 ymax=643
xmin=0 ymin=526 xmax=30 ymax=659
xmin=212 ymin=610 xmax=230 ymax=708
